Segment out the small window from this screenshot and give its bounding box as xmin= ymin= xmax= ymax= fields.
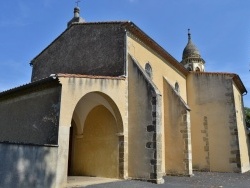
xmin=195 ymin=67 xmax=201 ymax=72
xmin=145 ymin=62 xmax=152 ymax=78
xmin=175 ymin=82 xmax=180 ymax=93
xmin=187 ymin=66 xmax=192 ymax=71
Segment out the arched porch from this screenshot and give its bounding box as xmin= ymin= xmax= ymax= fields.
xmin=67 ymin=92 xmax=124 ymax=179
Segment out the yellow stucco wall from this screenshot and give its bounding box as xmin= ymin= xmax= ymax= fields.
xmin=71 ymin=105 xmax=119 ymax=178
xmin=128 ymin=57 xmax=160 ymax=179
xmin=188 ymin=74 xmax=225 ymax=171
xmin=187 ymin=73 xmax=247 ymax=172
xmin=127 ymin=34 xmax=187 ymax=102
xmin=233 ymin=83 xmax=250 ymax=172
xmin=127 ymin=33 xmax=188 ymax=174
xmin=163 ymin=78 xmax=192 ymax=175
xmin=56 ymin=77 xmax=128 ymax=187
xmin=58 ymin=77 xmax=127 ymax=128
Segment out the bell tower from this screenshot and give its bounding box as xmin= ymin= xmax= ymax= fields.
xmin=181 ymin=29 xmax=205 ymax=72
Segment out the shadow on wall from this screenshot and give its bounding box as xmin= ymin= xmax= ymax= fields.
xmin=0 ymin=143 xmax=57 ymax=188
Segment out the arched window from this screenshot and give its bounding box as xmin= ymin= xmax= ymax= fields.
xmin=175 ymin=82 xmax=180 ymax=94
xmin=187 ymin=66 xmax=192 ymax=71
xmin=145 ymin=62 xmax=152 ymax=78
xmin=195 ymin=67 xmax=201 ymax=72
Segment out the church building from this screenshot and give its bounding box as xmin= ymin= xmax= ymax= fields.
xmin=0 ymin=7 xmax=249 ymax=188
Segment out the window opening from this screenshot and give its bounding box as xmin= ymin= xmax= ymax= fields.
xmin=145 ymin=62 xmax=152 ymax=78
xmin=175 ymin=82 xmax=180 ymax=94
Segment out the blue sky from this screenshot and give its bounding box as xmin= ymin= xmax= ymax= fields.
xmin=0 ymin=0 xmax=250 ymax=106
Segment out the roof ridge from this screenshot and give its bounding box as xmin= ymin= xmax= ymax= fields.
xmin=190 ymin=71 xmax=237 ymax=76
xmin=57 ymin=73 xmax=126 ymax=80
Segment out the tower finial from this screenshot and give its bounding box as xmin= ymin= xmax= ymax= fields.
xmin=188 ymin=29 xmax=191 ymax=41
xmin=73 ymin=0 xmax=81 ymax=19
xmin=76 ymin=0 xmax=81 ymax=7
xmin=181 ymin=28 xmax=206 ymax=72
xmin=67 ymin=0 xmax=85 ymax=27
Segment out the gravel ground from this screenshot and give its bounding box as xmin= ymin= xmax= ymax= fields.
xmin=83 ymin=171 xmax=250 ymax=188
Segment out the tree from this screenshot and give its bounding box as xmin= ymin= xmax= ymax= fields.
xmin=244 ymin=107 xmax=250 ymax=129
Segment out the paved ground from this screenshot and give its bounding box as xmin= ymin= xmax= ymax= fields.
xmin=67 ymin=171 xmax=250 ymax=188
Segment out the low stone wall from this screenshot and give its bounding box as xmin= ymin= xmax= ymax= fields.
xmin=0 ymin=80 xmax=61 ymax=145
xmin=0 ymin=143 xmax=58 ymax=188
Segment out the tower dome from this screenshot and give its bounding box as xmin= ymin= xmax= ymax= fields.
xmin=181 ymin=29 xmax=205 ymax=72
xmin=182 ymin=33 xmax=201 ymax=59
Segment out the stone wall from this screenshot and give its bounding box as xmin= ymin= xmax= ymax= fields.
xmin=0 ymin=79 xmax=61 ymax=145
xmin=0 ymin=143 xmax=58 ymax=188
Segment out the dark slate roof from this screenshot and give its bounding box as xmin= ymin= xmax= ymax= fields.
xmin=30 ymin=21 xmax=189 ymax=77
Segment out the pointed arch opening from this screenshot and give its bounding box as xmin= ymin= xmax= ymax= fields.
xmin=195 ymin=67 xmax=201 ymax=72
xmin=68 ymin=92 xmax=124 ymax=179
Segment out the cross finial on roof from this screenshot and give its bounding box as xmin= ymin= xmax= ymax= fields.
xmin=76 ymin=0 xmax=81 ymax=7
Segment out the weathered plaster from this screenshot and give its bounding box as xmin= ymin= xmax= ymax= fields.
xmin=163 ymin=78 xmax=192 ymax=176
xmin=56 ymin=76 xmax=128 ymax=187
xmin=128 ymin=55 xmax=163 ymax=184
xmin=232 ymin=83 xmax=250 ymax=172
xmin=0 ymin=143 xmax=58 ymax=188
xmin=187 ymin=73 xmax=250 ymax=173
xmin=0 ymin=84 xmax=61 ymax=145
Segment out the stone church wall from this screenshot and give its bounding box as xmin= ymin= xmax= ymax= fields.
xmin=128 ymin=55 xmax=163 ymax=183
xmin=56 ymin=76 xmax=128 ymax=187
xmin=127 ymin=33 xmax=188 ymax=102
xmin=187 ymin=73 xmax=249 ymax=173
xmin=232 ymin=83 xmax=250 ymax=172
xmin=126 ymin=33 xmax=188 ymax=173
xmin=31 ymin=23 xmax=126 ymax=81
xmin=0 ymin=79 xmax=61 ymax=187
xmin=163 ymin=78 xmax=192 ymax=176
